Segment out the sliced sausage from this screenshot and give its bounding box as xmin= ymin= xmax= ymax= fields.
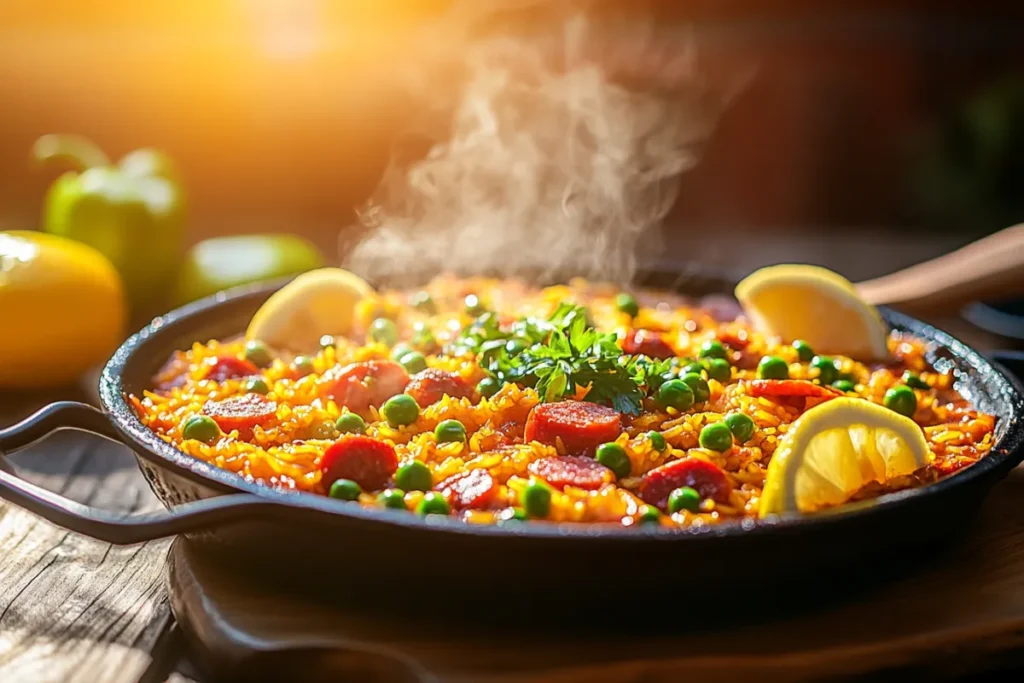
xmin=320 ymin=360 xmax=410 ymax=415
xmin=639 ymin=457 xmax=732 ymax=510
xmin=524 ymin=401 xmax=622 ymax=456
xmin=435 ymin=469 xmax=499 ymax=510
xmin=405 ymin=369 xmax=475 ymax=407
xmin=528 ymin=455 xmax=613 ymax=491
xmin=622 ymin=329 xmax=675 ymax=360
xmin=205 ymin=355 xmax=259 ymax=382
xmin=202 ymin=394 xmax=277 ymax=435
xmin=746 ymin=379 xmax=842 ymax=400
xmin=320 ymin=435 xmax=398 ymax=491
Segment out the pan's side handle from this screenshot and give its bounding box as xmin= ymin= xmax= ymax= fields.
xmin=0 ymin=402 xmax=278 ymax=545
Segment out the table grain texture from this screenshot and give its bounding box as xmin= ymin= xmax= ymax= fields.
xmin=0 ymin=226 xmax=1019 ymax=682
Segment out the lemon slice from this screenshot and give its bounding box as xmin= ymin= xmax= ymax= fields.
xmin=735 ymin=264 xmax=889 ymax=360
xmin=245 ymin=267 xmax=374 ymax=352
xmin=759 ymin=397 xmax=933 ymax=517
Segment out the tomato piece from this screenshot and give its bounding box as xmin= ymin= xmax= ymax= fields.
xmin=205 ymin=355 xmax=259 ymax=382
xmin=639 ymin=457 xmax=732 ymax=510
xmin=622 ymin=329 xmax=675 ymax=360
xmin=527 ymin=455 xmax=613 ymax=491
xmin=320 ymin=435 xmax=398 ymax=491
xmin=202 ymin=394 xmax=277 ymax=434
xmin=405 ymin=369 xmax=475 ymax=407
xmin=524 ymin=401 xmax=622 ymax=456
xmin=435 ymin=469 xmax=499 ymax=510
xmin=717 ymin=329 xmax=750 ymax=350
xmin=746 ymin=379 xmax=842 ymax=400
xmin=320 ymin=360 xmax=410 ymax=415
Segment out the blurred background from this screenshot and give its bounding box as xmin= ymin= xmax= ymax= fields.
xmin=1 ymin=0 xmax=1022 ymax=271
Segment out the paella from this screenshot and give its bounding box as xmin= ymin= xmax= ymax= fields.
xmin=131 ymin=269 xmax=997 ymax=528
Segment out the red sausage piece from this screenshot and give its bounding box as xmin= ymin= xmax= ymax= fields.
xmin=205 ymin=355 xmax=259 ymax=382
xmin=405 ymin=369 xmax=476 ymax=407
xmin=746 ymin=380 xmax=842 ymax=400
xmin=524 ymin=401 xmax=622 ymax=456
xmin=622 ymin=329 xmax=675 ymax=360
xmin=320 ymin=361 xmax=410 ymax=415
xmin=202 ymin=394 xmax=277 ymax=434
xmin=527 ymin=455 xmax=614 ymax=491
xmin=435 ymin=469 xmax=499 ymax=510
xmin=639 ymin=457 xmax=732 ymax=510
xmin=320 ymin=435 xmax=398 ymax=491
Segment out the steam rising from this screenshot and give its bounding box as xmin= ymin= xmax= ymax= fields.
xmin=345 ymin=12 xmax=731 ymax=286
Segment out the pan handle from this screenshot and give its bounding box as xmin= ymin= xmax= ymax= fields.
xmin=0 ymin=401 xmax=281 ymax=545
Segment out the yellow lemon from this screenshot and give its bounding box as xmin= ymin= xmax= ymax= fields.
xmin=245 ymin=267 xmax=374 ymax=352
xmin=0 ymin=231 xmax=126 ymax=388
xmin=735 ymin=264 xmax=889 ymax=360
xmin=760 ymin=397 xmax=933 ymax=517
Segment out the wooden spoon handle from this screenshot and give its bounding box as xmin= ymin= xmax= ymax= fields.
xmin=856 ymin=224 xmax=1024 ymax=313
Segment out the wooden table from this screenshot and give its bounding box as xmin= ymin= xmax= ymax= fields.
xmin=0 ymin=227 xmax=1019 ymax=682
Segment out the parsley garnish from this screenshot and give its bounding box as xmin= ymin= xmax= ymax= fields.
xmin=473 ymin=303 xmax=675 ymax=415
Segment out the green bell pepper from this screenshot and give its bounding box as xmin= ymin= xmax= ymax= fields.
xmin=34 ymin=134 xmax=185 ymax=309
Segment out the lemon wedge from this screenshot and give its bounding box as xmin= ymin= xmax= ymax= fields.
xmin=759 ymin=397 xmax=933 ymax=517
xmin=735 ymin=264 xmax=889 ymax=360
xmin=245 ymin=267 xmax=374 ymax=352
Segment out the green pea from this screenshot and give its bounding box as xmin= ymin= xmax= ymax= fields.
xmin=242 ymin=377 xmax=269 ymax=395
xmin=757 ymin=355 xmax=789 ymax=380
xmin=244 ymin=339 xmax=273 ymax=368
xmin=399 ymin=351 xmax=428 ymax=374
xmin=681 ymin=362 xmax=705 ymax=377
xmin=292 ymin=355 xmax=315 ymax=376
xmin=319 ymin=334 xmax=336 ymax=350
xmin=378 ymin=488 xmax=407 ymax=510
xmin=595 ymin=442 xmax=631 ymax=479
xmin=306 ymin=420 xmax=338 ymax=440
xmin=667 ymin=486 xmax=701 ymax=513
xmin=390 ymin=343 xmax=413 ymax=362
xmin=647 ymin=431 xmax=667 ymax=452
xmin=884 ymin=385 xmax=917 ymax=418
xmin=705 ymin=358 xmax=731 ymax=383
xmin=792 ymin=340 xmax=814 ymax=362
xmin=182 ymin=415 xmax=220 ymax=444
xmin=329 ymin=479 xmax=361 ymax=501
xmin=335 ymin=412 xmax=366 ymax=435
xmin=680 ymin=373 xmax=711 ymax=404
xmin=434 ymin=419 xmax=467 ymax=444
xmin=522 ymin=480 xmax=552 ymax=518
xmin=699 ymin=422 xmax=734 ymax=452
xmin=368 ymin=318 xmax=398 ymax=347
xmin=395 ymin=460 xmax=433 ymax=492
xmin=811 ymin=356 xmax=838 ymax=385
xmin=497 ymin=507 xmax=528 ymax=526
xmin=382 ymin=394 xmax=419 ymax=427
xmin=657 ymin=379 xmax=694 ymax=411
xmin=411 ymin=291 xmax=437 ymax=314
xmin=723 ymin=412 xmax=755 ymax=443
xmin=699 ymin=339 xmax=728 ymax=360
xmin=616 ymin=293 xmax=639 ymax=317
xmin=477 ymin=377 xmax=500 ymax=399
xmin=832 ymin=379 xmax=856 ymax=393
xmin=637 ymin=505 xmax=661 ymax=524
xmin=416 ymin=491 xmax=450 ymax=516
xmin=464 ymin=294 xmax=486 ymax=316
xmin=902 ymin=371 xmax=929 ymax=390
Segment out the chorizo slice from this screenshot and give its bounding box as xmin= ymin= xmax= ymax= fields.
xmin=320 ymin=435 xmax=398 ymax=491
xmin=435 ymin=469 xmax=499 ymax=510
xmin=622 ymin=329 xmax=675 ymax=360
xmin=524 ymin=401 xmax=622 ymax=456
xmin=205 ymin=355 xmax=259 ymax=382
xmin=639 ymin=457 xmax=732 ymax=510
xmin=405 ymin=369 xmax=476 ymax=407
xmin=746 ymin=379 xmax=842 ymax=400
xmin=202 ymin=394 xmax=277 ymax=434
xmin=320 ymin=360 xmax=410 ymax=415
xmin=527 ymin=455 xmax=614 ymax=491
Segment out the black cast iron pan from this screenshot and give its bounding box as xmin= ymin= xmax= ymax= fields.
xmin=1 ymin=265 xmax=1022 ymax=616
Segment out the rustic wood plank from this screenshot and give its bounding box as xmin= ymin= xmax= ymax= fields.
xmin=0 ymin=429 xmax=173 ymax=683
